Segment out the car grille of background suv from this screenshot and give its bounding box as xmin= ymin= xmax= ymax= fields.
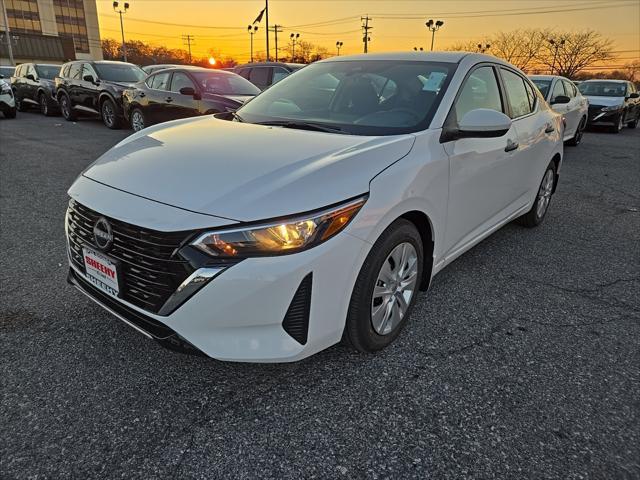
xmin=66 ymin=199 xmax=195 ymax=314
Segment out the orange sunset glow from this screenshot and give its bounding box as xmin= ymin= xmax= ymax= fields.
xmin=95 ymin=0 xmax=640 ymax=67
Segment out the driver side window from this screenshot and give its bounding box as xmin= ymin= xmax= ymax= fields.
xmin=82 ymin=64 xmax=97 ymax=80
xmin=454 ymin=66 xmax=503 ymax=123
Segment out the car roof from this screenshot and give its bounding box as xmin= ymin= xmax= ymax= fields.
xmin=529 ymin=75 xmax=562 ymax=80
xmin=320 ymin=51 xmax=473 ymax=63
xmin=581 ymin=79 xmax=628 ymax=84
xmin=235 ymin=61 xmax=305 ymax=69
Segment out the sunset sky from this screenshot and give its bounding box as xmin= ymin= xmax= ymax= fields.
xmin=96 ymin=0 xmax=640 ymax=65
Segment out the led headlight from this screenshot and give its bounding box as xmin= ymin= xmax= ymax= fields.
xmin=191 ymin=196 xmax=367 ymax=258
xmin=601 ymin=105 xmax=622 ymax=112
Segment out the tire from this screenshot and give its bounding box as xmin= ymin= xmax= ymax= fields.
xmin=344 ymin=219 xmax=423 ymax=353
xmin=15 ymin=93 xmax=28 ymax=112
xmin=517 ymin=161 xmax=556 ymax=228
xmin=567 ymin=117 xmax=585 ymax=146
xmin=101 ymin=98 xmax=122 ymax=129
xmin=130 ymin=107 xmax=146 ymax=132
xmin=59 ymin=93 xmax=77 ymax=121
xmin=609 ymin=113 xmax=624 ymax=133
xmin=3 ymin=107 xmax=17 ymax=119
xmin=39 ymin=93 xmax=55 ymax=116
xmin=628 ymin=112 xmax=638 ymax=129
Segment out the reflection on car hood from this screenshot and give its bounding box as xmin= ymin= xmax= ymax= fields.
xmin=584 ymin=95 xmax=624 ymax=107
xmin=106 ymin=80 xmax=138 ymax=89
xmin=81 ymin=116 xmax=415 ymax=221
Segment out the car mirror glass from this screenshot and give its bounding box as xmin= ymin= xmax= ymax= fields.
xmin=551 ymin=95 xmax=570 ymax=105
xmin=179 ymin=86 xmax=196 ymax=96
xmin=457 ymin=108 xmax=512 ymax=139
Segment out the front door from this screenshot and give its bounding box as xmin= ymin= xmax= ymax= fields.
xmin=167 ymin=72 xmax=200 ymax=119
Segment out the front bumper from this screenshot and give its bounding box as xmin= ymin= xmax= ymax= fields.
xmin=67 ymin=208 xmax=369 ymax=363
xmin=587 ymin=109 xmax=621 ymax=126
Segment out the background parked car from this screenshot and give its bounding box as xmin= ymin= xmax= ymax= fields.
xmin=530 ymin=74 xmax=588 ymax=146
xmin=579 ymin=79 xmax=640 ymax=133
xmin=55 ymin=60 xmax=146 ymax=129
xmin=142 ymin=64 xmax=181 ymax=74
xmin=0 ymin=65 xmax=15 ymax=79
xmin=0 ymin=78 xmax=16 ymax=118
xmin=123 ymin=66 xmax=260 ymax=131
xmin=11 ymin=63 xmax=61 ymax=116
xmin=233 ymin=62 xmax=305 ymax=90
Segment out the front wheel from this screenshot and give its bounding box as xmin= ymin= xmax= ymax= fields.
xmin=517 ymin=162 xmax=556 ymax=228
xmin=609 ymin=113 xmax=624 ymax=133
xmin=39 ymin=93 xmax=55 ymax=116
xmin=344 ymin=219 xmax=423 ymax=353
xmin=628 ymin=112 xmax=638 ymax=129
xmin=101 ymin=99 xmax=122 ymax=129
xmin=130 ymin=108 xmax=146 ymax=132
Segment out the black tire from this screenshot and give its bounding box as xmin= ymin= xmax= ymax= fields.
xmin=101 ymin=98 xmax=122 ymax=129
xmin=628 ymin=112 xmax=638 ymax=129
xmin=3 ymin=107 xmax=17 ymax=119
xmin=39 ymin=93 xmax=55 ymax=116
xmin=517 ymin=161 xmax=557 ymax=228
xmin=344 ymin=219 xmax=423 ymax=353
xmin=15 ymin=93 xmax=29 ymax=112
xmin=609 ymin=113 xmax=624 ymax=133
xmin=567 ymin=117 xmax=585 ymax=146
xmin=130 ymin=107 xmax=146 ymax=132
xmin=59 ymin=93 xmax=77 ymax=121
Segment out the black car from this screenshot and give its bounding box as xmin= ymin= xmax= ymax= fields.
xmin=55 ymin=60 xmax=146 ymax=129
xmin=233 ymin=62 xmax=305 ymax=90
xmin=11 ymin=63 xmax=61 ymax=116
xmin=579 ymin=79 xmax=640 ymax=133
xmin=123 ymin=66 xmax=260 ymax=131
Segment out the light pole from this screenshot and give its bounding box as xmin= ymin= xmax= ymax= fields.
xmin=290 ymin=33 xmax=300 ymax=62
xmin=425 ymin=19 xmax=444 ymax=51
xmin=248 ymin=25 xmax=258 ymax=63
xmin=336 ymin=41 xmax=343 ymax=56
xmin=477 ymin=43 xmax=491 ymax=53
xmin=548 ymin=38 xmax=565 ymax=75
xmin=113 ymin=1 xmax=129 ymax=62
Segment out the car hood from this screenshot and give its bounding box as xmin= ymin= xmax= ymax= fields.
xmin=104 ymin=80 xmax=138 ymax=90
xmin=584 ymin=95 xmax=624 ymax=107
xmin=81 ymin=116 xmax=415 ymax=222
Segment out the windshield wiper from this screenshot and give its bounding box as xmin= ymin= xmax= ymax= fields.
xmin=256 ymin=120 xmax=344 ymax=134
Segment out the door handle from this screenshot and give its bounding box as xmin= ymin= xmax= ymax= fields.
xmin=505 ymin=140 xmax=519 ymax=152
xmin=165 ymin=97 xmax=173 ymax=103
xmin=544 ymin=123 xmax=555 ymax=133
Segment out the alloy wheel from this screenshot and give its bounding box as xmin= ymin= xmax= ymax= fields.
xmin=40 ymin=95 xmax=48 ymax=115
xmin=371 ymin=242 xmax=419 ymax=335
xmin=61 ymin=96 xmax=70 ymax=118
xmin=131 ymin=110 xmax=145 ymax=131
xmin=536 ymin=169 xmax=554 ymax=219
xmin=102 ymin=102 xmax=115 ymax=127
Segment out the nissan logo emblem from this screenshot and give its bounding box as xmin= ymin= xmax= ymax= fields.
xmin=93 ymin=217 xmax=114 ymax=251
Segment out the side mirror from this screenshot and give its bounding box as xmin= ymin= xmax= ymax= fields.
xmin=26 ymin=74 xmax=36 ymax=81
xmin=551 ymin=95 xmax=570 ymax=105
xmin=179 ymin=86 xmax=196 ymax=96
xmin=629 ymin=92 xmax=639 ymax=99
xmin=457 ymin=108 xmax=512 ymax=139
xmin=83 ymin=74 xmax=96 ymax=83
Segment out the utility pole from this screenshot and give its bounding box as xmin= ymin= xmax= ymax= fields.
xmin=269 ymin=24 xmax=283 ymax=61
xmin=113 ymin=1 xmax=129 ymax=62
xmin=361 ymin=16 xmax=372 ymax=53
xmin=182 ymin=34 xmax=195 ymax=64
xmin=290 ymin=32 xmax=300 ymax=62
xmin=265 ymin=0 xmax=269 ymax=61
xmin=247 ymin=25 xmax=258 ymax=62
xmin=1 ymin=0 xmax=15 ymax=66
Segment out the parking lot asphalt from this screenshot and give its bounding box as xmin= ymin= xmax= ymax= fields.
xmin=1 ymin=111 xmax=639 ymax=479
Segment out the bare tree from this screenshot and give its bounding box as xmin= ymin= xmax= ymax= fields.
xmin=536 ymin=29 xmax=614 ymax=78
xmin=490 ymin=29 xmax=547 ymax=71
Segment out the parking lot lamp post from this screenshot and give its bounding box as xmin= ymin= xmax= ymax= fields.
xmin=336 ymin=41 xmax=343 ymax=56
xmin=425 ymin=19 xmax=444 ymax=51
xmin=290 ymin=33 xmax=300 ymax=61
xmin=248 ymin=25 xmax=258 ymax=62
xmin=113 ymin=1 xmax=129 ymax=62
xmin=548 ymin=38 xmax=565 ymax=75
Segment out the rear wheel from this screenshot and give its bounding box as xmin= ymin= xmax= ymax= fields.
xmin=39 ymin=93 xmax=54 ymax=116
xmin=344 ymin=219 xmax=423 ymax=353
xmin=567 ymin=117 xmax=585 ymax=146
xmin=101 ymin=98 xmax=121 ymax=129
xmin=517 ymin=162 xmax=556 ymax=228
xmin=59 ymin=93 xmax=77 ymax=121
xmin=130 ymin=108 xmax=146 ymax=132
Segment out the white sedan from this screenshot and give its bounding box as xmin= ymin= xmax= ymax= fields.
xmin=66 ymin=52 xmax=563 ymax=362
xmin=530 ymin=75 xmax=589 ymax=146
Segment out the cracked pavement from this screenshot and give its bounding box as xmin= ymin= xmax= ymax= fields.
xmin=1 ymin=113 xmax=639 ymax=479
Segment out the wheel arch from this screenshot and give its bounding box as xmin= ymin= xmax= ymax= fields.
xmin=399 ymin=210 xmax=435 ymax=291
xmin=551 ymin=152 xmax=561 ymax=193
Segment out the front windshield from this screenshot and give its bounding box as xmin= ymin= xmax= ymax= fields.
xmin=578 ymin=81 xmax=626 ymax=97
xmin=531 ymin=79 xmax=552 ymax=98
xmin=192 ymin=71 xmax=260 ymax=96
xmin=237 ymin=60 xmax=455 ymax=135
xmin=36 ymin=65 xmax=61 ymax=79
xmin=94 ymin=64 xmax=146 ymax=83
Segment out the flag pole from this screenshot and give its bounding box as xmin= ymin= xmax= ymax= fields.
xmin=265 ymin=0 xmax=270 ymax=61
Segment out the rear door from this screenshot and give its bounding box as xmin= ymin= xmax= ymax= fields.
xmin=67 ymin=63 xmax=83 ymax=107
xmin=561 ymin=79 xmax=581 ymax=137
xmin=24 ymin=64 xmax=39 ymax=103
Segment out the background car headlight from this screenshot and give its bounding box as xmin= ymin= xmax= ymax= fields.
xmin=602 ymin=105 xmax=622 ymax=112
xmin=191 ymin=196 xmax=367 ymax=258
xmin=0 ymin=83 xmax=11 ymax=95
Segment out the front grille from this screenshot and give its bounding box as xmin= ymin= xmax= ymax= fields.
xmin=588 ymin=105 xmax=604 ymax=118
xmin=66 ymin=199 xmax=195 ymax=314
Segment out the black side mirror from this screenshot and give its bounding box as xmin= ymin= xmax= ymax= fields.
xmin=83 ymin=74 xmax=95 ymax=83
xmin=629 ymin=92 xmax=639 ymax=99
xmin=26 ymin=74 xmax=36 ymax=81
xmin=179 ymin=86 xmax=196 ymax=96
xmin=551 ymin=95 xmax=570 ymax=105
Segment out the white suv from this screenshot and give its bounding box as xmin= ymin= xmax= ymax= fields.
xmin=66 ymin=52 xmax=563 ymax=362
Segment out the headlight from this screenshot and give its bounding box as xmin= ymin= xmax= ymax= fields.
xmin=602 ymin=105 xmax=622 ymax=112
xmin=0 ymin=83 xmax=11 ymax=95
xmin=191 ymin=196 xmax=367 ymax=258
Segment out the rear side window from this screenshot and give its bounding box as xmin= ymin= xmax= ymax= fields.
xmin=272 ymin=67 xmax=290 ymax=84
xmin=237 ymin=68 xmax=251 ymax=79
xmin=501 ymin=68 xmax=534 ymax=118
xmin=15 ymin=65 xmax=24 ymax=77
xmin=562 ymin=80 xmax=576 ymax=98
xmin=454 ymin=66 xmax=503 ymax=123
xmin=61 ymin=64 xmax=70 ymax=77
xmin=69 ymin=64 xmax=82 ymax=80
xmin=550 ymin=80 xmax=565 ymax=103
